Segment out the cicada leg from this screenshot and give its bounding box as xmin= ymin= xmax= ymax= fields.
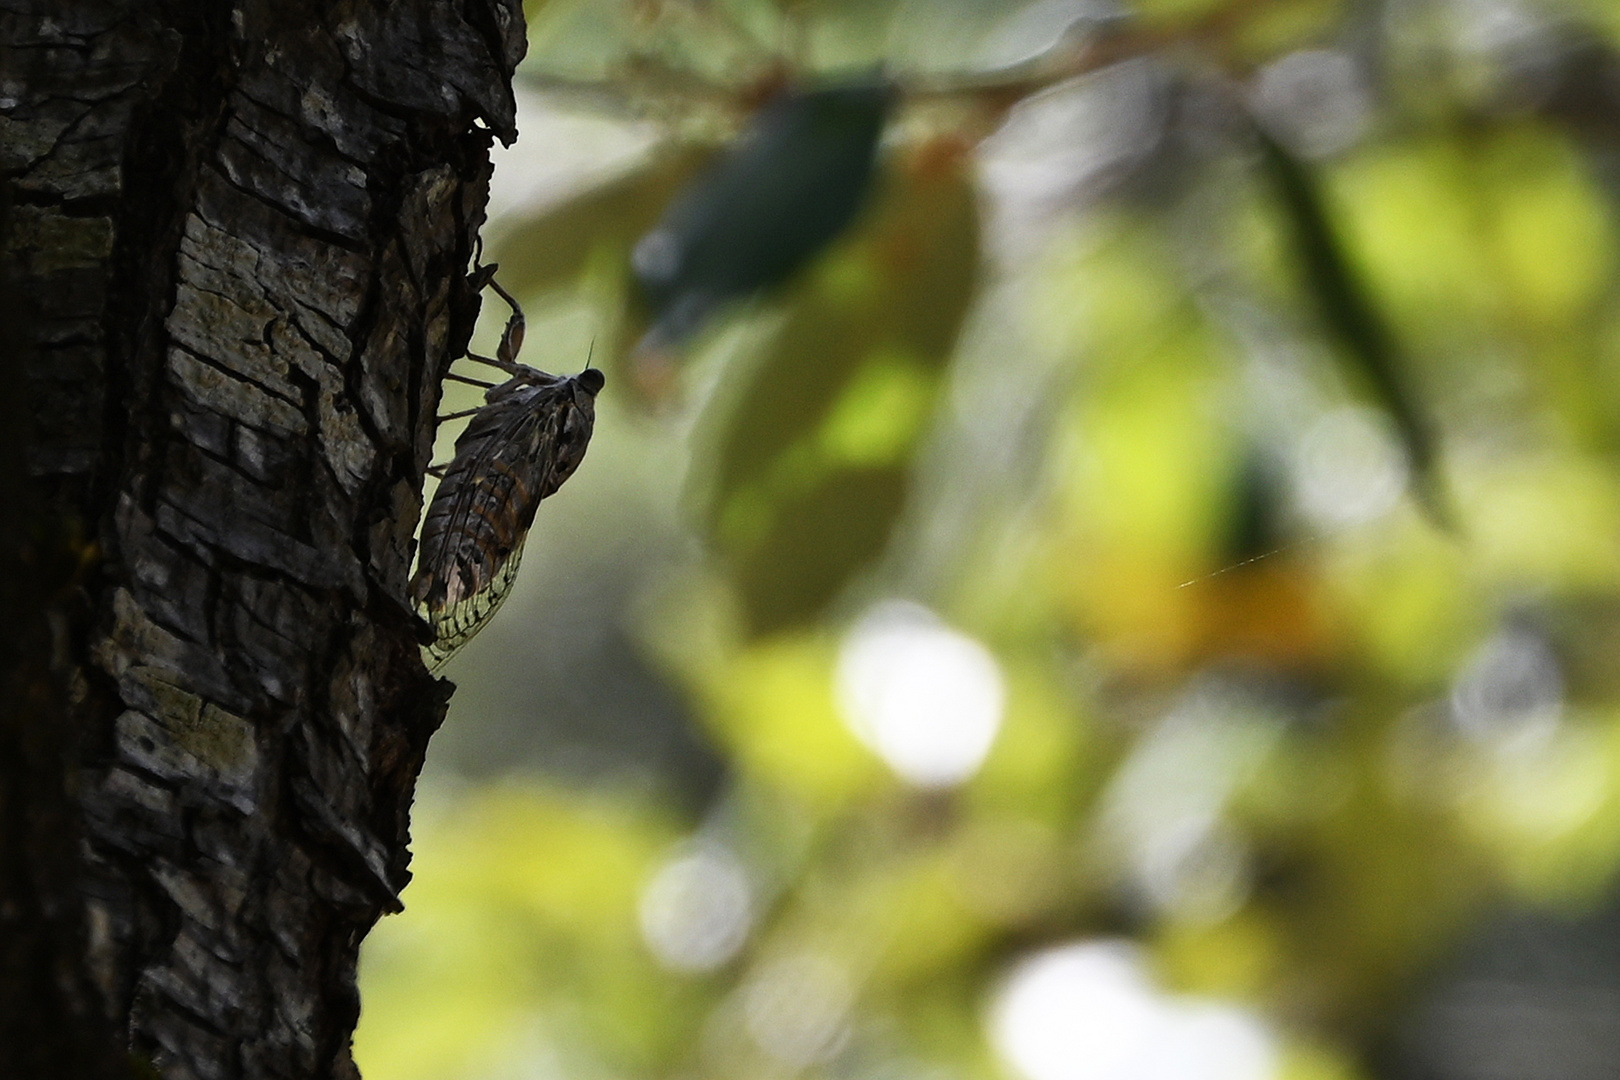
xmin=461 ymin=272 xmax=529 ymax=377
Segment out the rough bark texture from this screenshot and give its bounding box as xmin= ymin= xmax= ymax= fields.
xmin=0 ymin=0 xmax=523 ymax=1076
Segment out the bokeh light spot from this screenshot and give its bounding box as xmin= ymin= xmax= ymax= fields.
xmin=989 ymin=941 xmax=1277 ymax=1080
xmin=639 ymin=841 xmax=753 ymax=974
xmin=1250 ymin=50 xmax=1372 ymax=158
xmin=1293 ymin=406 xmax=1408 ymax=527
xmin=1450 ymin=625 xmax=1563 ymax=751
xmin=836 ymin=601 xmax=1006 ymax=788
xmin=742 ymin=951 xmax=854 ymax=1068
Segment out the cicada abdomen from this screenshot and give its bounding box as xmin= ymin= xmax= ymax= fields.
xmin=410 ymin=268 xmax=604 ymax=670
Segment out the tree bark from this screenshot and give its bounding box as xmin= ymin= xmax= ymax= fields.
xmin=1 ymin=1 xmax=522 ymax=1076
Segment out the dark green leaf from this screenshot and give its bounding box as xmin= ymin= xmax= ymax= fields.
xmin=1257 ymin=126 xmax=1450 ymax=523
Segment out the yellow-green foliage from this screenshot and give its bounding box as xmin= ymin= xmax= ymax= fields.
xmin=359 ymin=3 xmax=1620 ymax=1079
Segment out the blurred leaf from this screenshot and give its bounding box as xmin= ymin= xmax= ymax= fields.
xmin=705 ymin=275 xmax=891 ymax=507
xmin=1034 ymin=212 xmax=1204 ymax=385
xmin=1464 ymin=453 xmax=1620 ymax=588
xmin=1276 ymin=1041 xmax=1364 ymax=1080
xmin=705 ymin=149 xmax=980 ymax=501
xmin=1244 ymin=710 xmax=1499 ymax=1033
xmin=1323 ymin=140 xmax=1492 ymax=329
xmin=492 ymin=147 xmax=714 ymax=294
xmin=695 ymin=149 xmax=980 ymax=634
xmin=1480 ymin=127 xmax=1612 ymax=328
xmin=361 ymin=7 xmax=1620 ymax=1080
xmin=702 ymin=635 xmax=878 ymax=807
xmin=1054 ymin=309 xmax=1246 ymax=670
xmin=356 ymin=784 xmax=684 ymax=1080
xmin=634 ymin=82 xmax=895 ymax=347
xmin=731 ymin=465 xmax=911 ymax=635
xmin=867 ymin=143 xmax=983 ymax=357
xmin=1231 ymin=0 xmax=1345 ymax=62
xmin=1473 ymin=125 xmax=1617 ymax=447
xmin=1128 ymin=0 xmax=1232 ymax=22
xmin=1328 ymin=127 xmax=1617 ymax=448
xmin=969 ymin=663 xmax=1097 ymax=826
xmin=524 ymin=0 xmax=637 ymax=78
xmin=1217 ymin=446 xmax=1290 ymax=564
xmin=817 ymin=352 xmax=935 ymax=466
xmin=1256 ymin=127 xmax=1446 ymax=521
xmin=1331 ymin=517 xmax=1479 ymax=688
xmin=1453 ymin=712 xmax=1620 ymax=902
xmin=490 ymin=146 xmax=715 ymax=369
xmin=1157 ymin=909 xmax=1285 ymax=999
xmin=848 ymin=850 xmax=992 ymax=986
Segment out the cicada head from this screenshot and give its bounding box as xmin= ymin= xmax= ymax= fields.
xmin=545 ymin=368 xmax=604 ymax=492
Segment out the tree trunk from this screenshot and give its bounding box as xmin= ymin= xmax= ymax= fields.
xmin=0 ymin=1 xmax=522 ymax=1076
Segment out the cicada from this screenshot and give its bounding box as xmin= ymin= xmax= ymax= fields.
xmin=410 ymin=269 xmax=604 ymax=670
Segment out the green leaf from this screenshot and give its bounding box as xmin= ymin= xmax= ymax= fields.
xmin=490 ymin=145 xmax=715 ymax=306
xmin=1256 ymin=127 xmax=1449 ymax=523
xmin=696 ymin=151 xmax=982 ymax=634
xmin=730 ymin=465 xmax=910 ymax=636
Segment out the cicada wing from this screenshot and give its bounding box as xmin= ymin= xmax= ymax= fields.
xmin=418 ymin=529 xmax=529 ymax=671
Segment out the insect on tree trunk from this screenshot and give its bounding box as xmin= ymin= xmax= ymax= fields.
xmin=0 ymin=1 xmax=523 ymax=1076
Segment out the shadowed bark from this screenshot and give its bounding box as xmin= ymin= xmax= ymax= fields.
xmin=0 ymin=0 xmax=522 ymax=1075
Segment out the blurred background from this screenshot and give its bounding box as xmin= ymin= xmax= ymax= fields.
xmin=355 ymin=1 xmax=1620 ymax=1078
